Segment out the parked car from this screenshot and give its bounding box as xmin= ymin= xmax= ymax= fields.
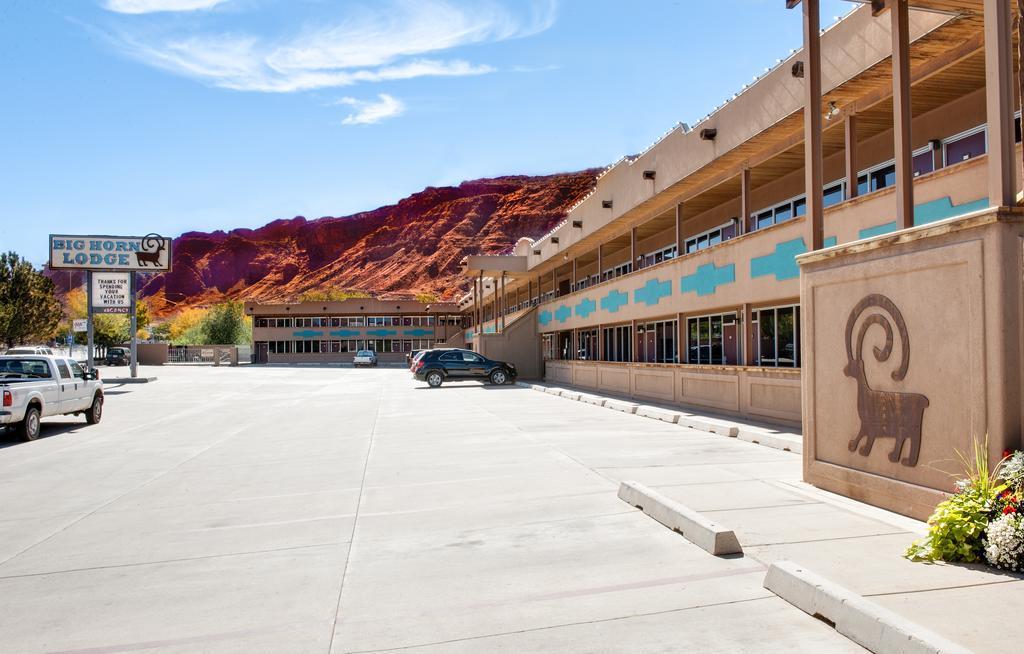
xmin=353 ymin=350 xmax=378 ymax=367
xmin=4 ymin=346 xmax=54 ymax=356
xmin=411 ymin=349 xmax=516 ymax=388
xmin=105 ymin=347 xmax=130 ymax=366
xmin=0 ymin=355 xmax=103 ymax=441
xmin=407 ymin=349 xmax=428 ymax=369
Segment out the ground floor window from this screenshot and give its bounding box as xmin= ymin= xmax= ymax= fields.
xmin=636 ymin=319 xmax=677 ymax=363
xmin=686 ymin=313 xmax=738 ymax=365
xmin=268 ymin=341 xmax=291 ymax=354
xmin=556 ymin=331 xmax=574 ymax=360
xmin=542 ymin=334 xmax=556 ymax=360
xmin=577 ymin=328 xmax=598 ymax=361
xmin=602 ymin=325 xmax=632 ymax=362
xmin=755 ymin=305 xmax=799 ymax=368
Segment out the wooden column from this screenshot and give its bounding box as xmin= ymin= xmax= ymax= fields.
xmin=802 ymin=0 xmax=825 ymax=250
xmin=571 ymin=258 xmax=578 ymax=289
xmin=674 ymin=203 xmax=684 ymax=254
xmin=630 ymin=227 xmax=638 ymax=270
xmin=845 ymin=114 xmax=858 ymax=199
xmin=891 ymin=0 xmax=914 ymax=230
xmin=741 ymin=303 xmax=754 ymax=366
xmin=501 ymin=273 xmax=507 ymax=332
xmin=985 ymin=0 xmax=1017 ymax=207
xmin=597 ymin=244 xmax=603 ymax=281
xmin=739 ymin=169 xmax=751 ymax=235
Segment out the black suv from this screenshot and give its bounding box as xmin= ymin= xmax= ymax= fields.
xmin=105 ymin=347 xmax=130 ymax=366
xmin=412 ymin=349 xmax=516 ymax=387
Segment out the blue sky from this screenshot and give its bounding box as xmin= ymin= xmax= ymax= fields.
xmin=1 ymin=0 xmax=851 ymax=265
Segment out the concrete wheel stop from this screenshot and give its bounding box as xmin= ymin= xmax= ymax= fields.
xmin=763 ymin=561 xmax=971 ymax=654
xmin=617 ymin=481 xmax=742 ymax=556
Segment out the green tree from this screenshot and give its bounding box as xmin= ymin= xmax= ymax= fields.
xmin=298 ymin=288 xmax=370 ymax=302
xmin=201 ymin=300 xmax=249 ymax=345
xmin=0 ymin=252 xmax=64 ymax=348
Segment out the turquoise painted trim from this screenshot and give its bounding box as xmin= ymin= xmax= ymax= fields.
xmin=366 ymin=329 xmax=397 ymax=337
xmin=634 ymin=278 xmax=672 ymax=306
xmin=465 ymin=330 xmax=473 ymax=341
xmin=750 ymin=238 xmax=807 ymax=282
xmin=483 ymin=325 xmax=497 ymax=334
xmin=600 ymin=289 xmax=628 ymax=313
xmin=329 ymin=329 xmax=360 ymax=338
xmin=857 ymin=196 xmax=990 ymax=240
xmin=575 ymin=297 xmax=597 ymax=318
xmin=403 ymin=328 xmax=432 ymax=337
xmin=750 ymin=237 xmax=835 ymax=281
xmin=680 ymin=263 xmax=735 ymax=297
xmin=293 ymin=330 xmax=324 ymax=339
xmin=554 ymin=305 xmax=572 ymax=323
xmin=538 ymin=309 xmax=553 ymax=327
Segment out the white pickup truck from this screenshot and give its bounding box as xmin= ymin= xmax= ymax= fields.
xmin=0 ymin=355 xmax=104 ymax=441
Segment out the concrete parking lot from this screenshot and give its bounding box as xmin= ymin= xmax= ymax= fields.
xmin=0 ymin=366 xmax=873 ymax=653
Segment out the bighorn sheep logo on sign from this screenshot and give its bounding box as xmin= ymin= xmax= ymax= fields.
xmin=844 ymin=294 xmax=930 ymax=467
xmin=135 ymin=233 xmax=165 ymax=268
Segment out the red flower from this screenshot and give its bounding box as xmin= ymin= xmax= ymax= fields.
xmin=1004 ymin=449 xmax=1014 ymax=459
xmin=1004 ymin=505 xmax=1017 ymax=515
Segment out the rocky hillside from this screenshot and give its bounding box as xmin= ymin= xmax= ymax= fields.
xmin=52 ymin=170 xmax=599 ymax=315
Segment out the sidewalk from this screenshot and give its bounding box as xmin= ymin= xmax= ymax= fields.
xmin=517 ymin=379 xmax=1024 ymax=652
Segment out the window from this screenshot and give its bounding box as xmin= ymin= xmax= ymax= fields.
xmin=944 ymin=127 xmax=987 ymax=166
xmin=601 ymin=325 xmax=632 ymax=362
xmin=755 ymin=306 xmax=800 ymax=368
xmin=347 ymin=317 xmax=365 ymax=327
xmin=685 ymin=222 xmax=737 ymax=254
xmin=255 ymin=318 xmax=269 ymax=328
xmin=687 ymin=313 xmax=737 ymax=365
xmin=461 ymin=352 xmax=483 ymax=362
xmin=636 ymin=319 xmax=677 ymax=363
xmin=577 ymin=328 xmax=598 ymax=360
xmin=913 ymin=147 xmax=935 ymax=177
xmin=56 ymin=360 xmax=72 ymax=379
xmin=542 ymin=334 xmax=556 ymax=360
xmin=636 ymin=245 xmax=678 ymax=271
xmin=440 ymin=351 xmax=461 ymax=362
xmin=601 ymin=262 xmax=632 ymax=283
xmin=822 ymin=183 xmax=843 ymax=208
xmin=558 ymin=331 xmax=573 ymax=360
xmin=268 ymin=341 xmax=291 ymax=354
xmin=68 ymin=360 xmax=85 ymax=379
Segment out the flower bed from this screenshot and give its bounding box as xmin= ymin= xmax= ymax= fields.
xmin=906 ymin=446 xmax=1024 ymax=571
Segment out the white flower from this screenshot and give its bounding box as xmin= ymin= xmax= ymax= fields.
xmin=1003 ymin=451 xmax=1024 ymax=490
xmin=985 ymin=513 xmax=1024 ymax=571
xmin=954 ymin=478 xmax=971 ymax=493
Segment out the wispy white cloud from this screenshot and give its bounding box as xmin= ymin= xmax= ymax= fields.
xmin=107 ymin=0 xmax=558 ymax=93
xmin=338 ymin=94 xmax=406 ymax=125
xmin=104 ymin=0 xmax=229 ymax=14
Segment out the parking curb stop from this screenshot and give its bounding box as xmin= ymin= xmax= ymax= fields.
xmin=617 ymin=481 xmax=742 ymax=556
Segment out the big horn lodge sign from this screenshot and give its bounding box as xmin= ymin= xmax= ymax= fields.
xmin=49 ymin=234 xmax=173 ymax=272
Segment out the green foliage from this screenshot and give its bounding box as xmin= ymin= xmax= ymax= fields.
xmin=0 ymin=252 xmax=64 ymax=348
xmin=414 ymin=292 xmax=439 ymax=304
xmin=906 ymin=436 xmax=1006 ymax=563
xmin=149 ymin=322 xmax=172 ymax=342
xmin=905 ymin=485 xmax=998 ymax=563
xmin=298 ymin=288 xmax=370 ymax=302
xmin=201 ymin=300 xmax=247 ymax=344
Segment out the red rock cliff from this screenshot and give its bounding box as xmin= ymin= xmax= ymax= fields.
xmin=95 ymin=170 xmax=597 ymax=315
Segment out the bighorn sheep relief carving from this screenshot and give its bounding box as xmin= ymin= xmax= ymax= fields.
xmin=844 ymin=294 xmax=930 ymax=467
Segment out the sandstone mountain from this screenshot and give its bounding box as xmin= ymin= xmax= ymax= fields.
xmin=52 ymin=170 xmax=599 ymax=315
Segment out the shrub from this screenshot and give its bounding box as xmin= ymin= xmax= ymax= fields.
xmin=906 ymin=485 xmax=995 ymax=563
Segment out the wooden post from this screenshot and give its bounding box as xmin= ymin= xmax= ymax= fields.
xmin=597 ymin=244 xmax=603 ymax=281
xmin=674 ymin=203 xmax=684 ymax=254
xmin=802 ymin=0 xmax=825 ymax=250
xmin=845 ymin=114 xmax=858 ymax=199
xmin=572 ymin=258 xmax=578 ymax=290
xmin=985 ymin=0 xmax=1017 ymax=207
xmin=630 ymin=227 xmax=638 ymax=271
xmin=739 ymin=169 xmax=750 ymax=235
xmin=501 ymin=273 xmax=507 ymax=332
xmin=891 ymin=0 xmax=914 ymax=230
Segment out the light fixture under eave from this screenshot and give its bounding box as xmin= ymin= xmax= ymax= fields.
xmin=700 ymin=128 xmax=717 ymax=141
xmin=642 ymin=170 xmax=656 ymax=180
xmin=533 ymin=249 xmax=541 ymax=255
xmin=791 ymin=61 xmax=805 ymax=78
xmin=572 ymin=220 xmax=583 ymax=228
xmin=825 ymin=101 xmax=840 ymax=121
xmin=551 ymin=237 xmax=560 ymax=244
xmin=602 ymin=200 xmax=613 ymax=209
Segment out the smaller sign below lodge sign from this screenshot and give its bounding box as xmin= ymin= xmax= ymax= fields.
xmin=91 ymin=272 xmax=132 ymax=314
xmin=49 ymin=233 xmax=172 ymax=272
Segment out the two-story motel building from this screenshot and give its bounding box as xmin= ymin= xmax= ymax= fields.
xmin=245 ymin=298 xmax=466 ymax=365
xmin=462 ymin=1 xmax=1018 ymax=430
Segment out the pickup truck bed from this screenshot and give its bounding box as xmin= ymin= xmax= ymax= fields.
xmin=1 ymin=355 xmax=104 ymax=441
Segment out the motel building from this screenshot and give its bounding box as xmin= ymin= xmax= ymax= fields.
xmin=245 ymin=298 xmax=466 ymax=365
xmin=461 ymin=0 xmax=1024 ymax=520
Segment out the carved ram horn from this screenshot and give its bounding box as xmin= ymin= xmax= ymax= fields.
xmin=844 ymin=293 xmax=911 ymax=381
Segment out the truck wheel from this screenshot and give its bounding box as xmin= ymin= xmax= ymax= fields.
xmin=489 ymin=369 xmax=508 ymax=385
xmin=426 ymin=371 xmax=443 ymax=388
xmin=86 ymin=395 xmax=103 ymax=425
xmin=18 ymin=406 xmax=41 ymax=442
